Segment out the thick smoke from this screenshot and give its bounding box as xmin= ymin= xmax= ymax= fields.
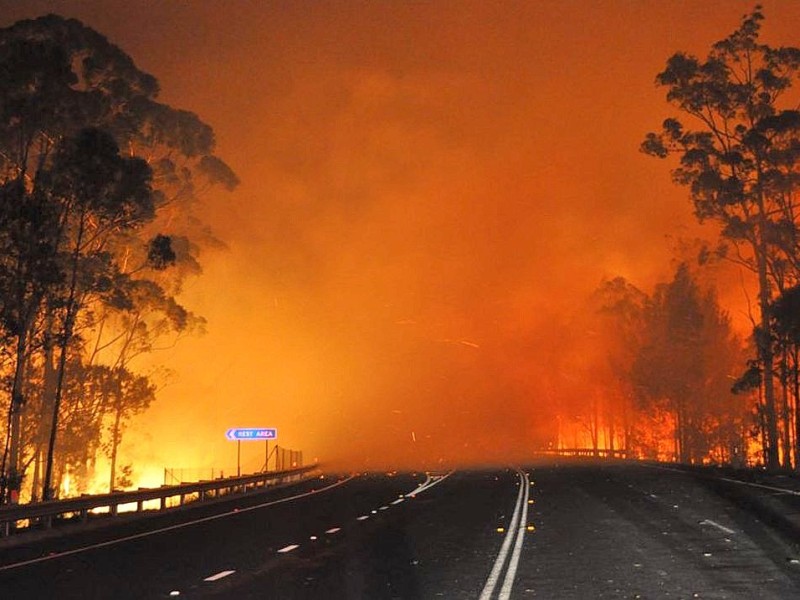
xmin=0 ymin=0 xmax=797 ymax=474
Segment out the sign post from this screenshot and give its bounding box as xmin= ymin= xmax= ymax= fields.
xmin=226 ymin=428 xmax=278 ymax=476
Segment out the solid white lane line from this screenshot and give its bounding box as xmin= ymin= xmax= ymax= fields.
xmin=204 ymin=570 xmax=235 ymax=582
xmin=325 ymin=527 xmax=341 ymax=534
xmin=479 ymin=470 xmax=526 ymax=600
xmin=379 ymin=506 xmax=389 ymax=511
xmin=0 ymin=475 xmax=356 ymax=573
xmin=716 ymin=476 xmax=800 ymax=496
xmin=277 ymin=544 xmax=299 ymax=553
xmin=391 ymin=498 xmax=405 ymax=505
xmin=700 ymin=519 xmax=735 ymax=535
xmin=499 ymin=471 xmax=530 ymax=600
xmin=643 ymin=463 xmax=800 ymax=496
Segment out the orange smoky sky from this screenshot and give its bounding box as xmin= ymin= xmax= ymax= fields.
xmin=1 ymin=1 xmax=799 ymax=472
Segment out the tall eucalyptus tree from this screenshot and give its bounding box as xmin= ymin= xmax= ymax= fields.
xmin=0 ymin=15 xmax=237 ymax=502
xmin=643 ymin=8 xmax=800 ymax=468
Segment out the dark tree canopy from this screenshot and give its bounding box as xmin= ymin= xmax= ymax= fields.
xmin=642 ymin=6 xmax=800 ymax=469
xmin=0 ymin=14 xmax=238 ymax=502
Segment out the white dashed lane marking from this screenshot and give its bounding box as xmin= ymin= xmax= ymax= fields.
xmin=0 ymin=475 xmax=355 ymax=573
xmin=700 ymin=519 xmax=736 ymax=535
xmin=182 ymin=471 xmax=457 ymax=598
xmin=203 ymin=570 xmax=235 ymax=582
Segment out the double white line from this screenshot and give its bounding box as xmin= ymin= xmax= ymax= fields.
xmin=479 ymin=468 xmax=531 ymax=600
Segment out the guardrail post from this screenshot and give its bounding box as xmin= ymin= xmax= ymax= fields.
xmin=81 ymin=508 xmax=88 ymax=523
xmin=111 ymin=504 xmax=118 ymax=517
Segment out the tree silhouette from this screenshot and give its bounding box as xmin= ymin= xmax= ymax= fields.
xmin=642 ymin=7 xmax=800 ymax=469
xmin=0 ymin=15 xmax=237 ymax=502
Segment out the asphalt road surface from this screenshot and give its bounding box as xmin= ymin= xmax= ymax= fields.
xmin=2 ymin=462 xmax=800 ymax=599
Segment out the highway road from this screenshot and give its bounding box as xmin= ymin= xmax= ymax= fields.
xmin=1 ymin=462 xmax=800 ymax=598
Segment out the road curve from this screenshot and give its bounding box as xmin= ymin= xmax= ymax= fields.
xmin=1 ymin=463 xmax=799 ymax=598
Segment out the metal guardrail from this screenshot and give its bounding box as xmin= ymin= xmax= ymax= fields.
xmin=535 ymin=448 xmax=630 ymax=458
xmin=0 ymin=464 xmax=317 ymax=537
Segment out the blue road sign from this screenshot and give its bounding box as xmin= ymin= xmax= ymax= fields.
xmin=226 ymin=428 xmax=278 ymax=441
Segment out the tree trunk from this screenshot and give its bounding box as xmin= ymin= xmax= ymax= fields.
xmin=591 ymin=394 xmax=599 ymax=456
xmin=755 ymin=195 xmax=780 ymax=469
xmin=676 ymin=400 xmax=686 ymax=463
xmin=759 ymin=383 xmax=769 ymax=466
xmin=780 ymin=350 xmax=792 ymax=468
xmin=5 ymin=329 xmax=28 ymax=504
xmin=109 ymin=381 xmax=123 ymax=492
xmin=793 ymin=345 xmax=800 ymax=473
xmin=607 ymin=393 xmax=616 ymax=455
xmin=43 ymin=213 xmax=86 ymax=500
xmin=30 ymin=446 xmax=41 ymax=503
xmin=608 ymin=419 xmax=616 ymax=455
xmin=623 ymin=391 xmax=632 ymax=458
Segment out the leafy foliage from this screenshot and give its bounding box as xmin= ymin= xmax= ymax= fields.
xmin=0 ymin=15 xmax=237 ymax=501
xmin=643 ymin=7 xmax=800 ymax=469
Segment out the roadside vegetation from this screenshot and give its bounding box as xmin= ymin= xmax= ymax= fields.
xmin=0 ymin=15 xmax=237 ymax=503
xmin=564 ymin=7 xmax=800 ymax=470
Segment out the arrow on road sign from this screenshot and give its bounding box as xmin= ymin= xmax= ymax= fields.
xmin=226 ymin=428 xmax=278 ymax=441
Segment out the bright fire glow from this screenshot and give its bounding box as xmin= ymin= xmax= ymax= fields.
xmin=1 ymin=2 xmax=797 ymax=478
